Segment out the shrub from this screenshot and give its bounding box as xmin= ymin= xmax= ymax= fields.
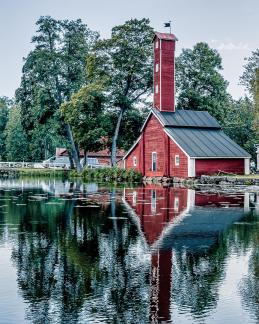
xmin=80 ymin=167 xmax=142 ymax=183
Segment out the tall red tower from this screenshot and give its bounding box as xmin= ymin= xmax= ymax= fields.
xmin=153 ymin=32 xmax=178 ymax=112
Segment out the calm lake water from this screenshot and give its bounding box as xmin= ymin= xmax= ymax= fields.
xmin=0 ymin=178 xmax=258 ymax=324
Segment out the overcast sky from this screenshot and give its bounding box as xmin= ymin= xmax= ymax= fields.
xmin=0 ymin=0 xmax=258 ymax=99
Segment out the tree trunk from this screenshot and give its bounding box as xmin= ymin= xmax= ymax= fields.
xmin=65 ymin=123 xmax=82 ymax=172
xmin=111 ymin=108 xmax=124 ymax=167
xmin=83 ymin=149 xmax=88 ymax=168
xmin=68 ymin=150 xmax=75 ymax=169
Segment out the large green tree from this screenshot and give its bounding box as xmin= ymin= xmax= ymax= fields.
xmin=5 ymin=106 xmax=28 ymax=161
xmin=240 ymin=49 xmax=259 ymax=98
xmin=90 ymin=18 xmax=154 ymax=166
xmin=175 ymin=42 xmax=231 ymax=123
xmin=240 ymin=52 xmax=259 ymax=149
xmin=16 ymin=16 xmax=98 ymax=170
xmin=223 ymin=97 xmax=258 ymax=160
xmin=61 ymin=81 xmax=107 ymax=158
xmin=0 ymin=97 xmax=12 ymax=160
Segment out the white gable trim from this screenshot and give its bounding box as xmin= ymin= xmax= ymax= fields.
xmin=140 ymin=110 xmax=152 ymax=132
xmin=151 ymin=108 xmax=166 ymax=128
xmin=124 ymin=109 xmax=166 ymax=161
xmin=140 ymin=108 xmax=165 ymax=133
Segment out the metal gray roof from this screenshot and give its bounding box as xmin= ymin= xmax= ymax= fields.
xmin=165 ymin=127 xmax=251 ymax=158
xmin=153 ymin=108 xmax=221 ymax=128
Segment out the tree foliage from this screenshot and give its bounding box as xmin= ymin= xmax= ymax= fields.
xmin=223 ymin=97 xmax=258 ymax=160
xmin=90 ymin=18 xmax=154 ymax=165
xmin=239 ymin=51 xmax=259 ymax=152
xmin=240 ymin=49 xmax=259 ymax=98
xmin=3 ymin=16 xmax=255 ymax=166
xmin=5 ymin=106 xmax=28 ymax=161
xmin=61 ymin=81 xmax=107 ymax=153
xmin=102 ymin=107 xmax=149 ymax=151
xmin=0 ymin=97 xmax=11 ymax=160
xmin=15 ymin=16 xmax=98 ymax=168
xmin=176 ymin=42 xmax=231 ymax=123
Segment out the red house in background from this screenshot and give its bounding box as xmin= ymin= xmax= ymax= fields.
xmin=55 ymin=147 xmax=125 ymax=168
xmin=123 ymin=32 xmax=250 ymax=177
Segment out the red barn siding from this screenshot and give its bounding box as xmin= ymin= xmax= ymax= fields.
xmin=153 ymin=36 xmax=175 ymax=112
xmin=124 ymin=139 xmax=141 ymax=171
xmin=144 ymin=115 xmax=166 ymax=177
xmin=125 ymin=114 xmax=189 ymax=177
xmin=160 ymin=40 xmax=175 ymax=111
xmin=153 ymin=37 xmax=160 ymax=109
xmin=169 ymin=138 xmax=188 ymax=177
xmin=195 ymin=158 xmax=245 ymax=176
xmin=124 ymin=186 xmax=188 ymax=244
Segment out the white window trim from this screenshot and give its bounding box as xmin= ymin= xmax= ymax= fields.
xmin=174 ymin=197 xmax=179 ymax=212
xmin=151 ymin=190 xmax=157 ymax=214
xmin=152 ymin=152 xmax=157 ymax=171
xmin=175 ymin=155 xmax=180 ymax=166
xmin=132 ymin=191 xmax=137 ymax=206
xmin=155 ymin=63 xmax=159 ymax=72
xmin=133 ymin=156 xmax=137 ymax=167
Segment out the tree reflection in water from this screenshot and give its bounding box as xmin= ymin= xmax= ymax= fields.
xmin=8 ymin=184 xmax=150 ymax=323
xmin=236 ymin=200 xmax=259 ymax=323
xmin=0 ymin=179 xmax=258 ymax=323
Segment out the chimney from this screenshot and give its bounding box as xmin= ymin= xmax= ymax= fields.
xmin=153 ymin=32 xmax=178 ymax=112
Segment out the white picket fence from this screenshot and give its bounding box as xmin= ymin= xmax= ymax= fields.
xmin=0 ymin=161 xmax=109 ymax=170
xmin=0 ymin=161 xmax=69 ymax=169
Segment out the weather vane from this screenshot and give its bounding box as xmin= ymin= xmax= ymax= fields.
xmin=164 ymin=21 xmax=172 ymax=34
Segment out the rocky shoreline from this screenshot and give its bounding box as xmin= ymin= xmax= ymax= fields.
xmin=143 ymin=175 xmax=259 ymax=192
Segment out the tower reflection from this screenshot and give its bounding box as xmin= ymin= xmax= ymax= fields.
xmin=123 ymin=185 xmax=249 ymax=322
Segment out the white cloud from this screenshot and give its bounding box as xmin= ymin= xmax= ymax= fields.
xmin=210 ymin=40 xmax=250 ymax=51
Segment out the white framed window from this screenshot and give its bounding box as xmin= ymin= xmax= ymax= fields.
xmin=174 ymin=197 xmax=179 ymax=212
xmin=175 ymin=155 xmax=180 ymax=166
xmin=133 ymin=156 xmax=137 ymax=167
xmin=132 ymin=191 xmax=137 ymax=206
xmin=152 ymin=152 xmax=157 ymax=171
xmin=87 ymin=157 xmax=99 ymax=165
xmin=155 ymin=40 xmax=159 ymax=49
xmin=155 ymin=84 xmax=159 ymax=94
xmin=155 ymin=63 xmax=159 ymax=72
xmin=151 ymin=190 xmax=157 ymax=214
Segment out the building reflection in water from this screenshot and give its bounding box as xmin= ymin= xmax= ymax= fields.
xmin=1 ymin=179 xmax=258 ymax=323
xmin=123 ymin=185 xmax=251 ymax=323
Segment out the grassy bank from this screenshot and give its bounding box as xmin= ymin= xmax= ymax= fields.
xmin=71 ymin=167 xmax=142 ymax=183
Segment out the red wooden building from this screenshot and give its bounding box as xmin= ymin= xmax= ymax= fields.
xmin=124 ymin=32 xmax=250 ymax=177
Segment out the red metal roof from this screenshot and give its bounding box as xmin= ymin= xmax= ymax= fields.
xmin=57 ymin=148 xmax=125 ymax=158
xmin=154 ymin=32 xmax=178 ymax=41
xmin=87 ymin=148 xmax=125 ymax=158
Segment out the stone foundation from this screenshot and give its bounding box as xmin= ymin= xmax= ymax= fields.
xmin=143 ymin=175 xmax=259 ymax=186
